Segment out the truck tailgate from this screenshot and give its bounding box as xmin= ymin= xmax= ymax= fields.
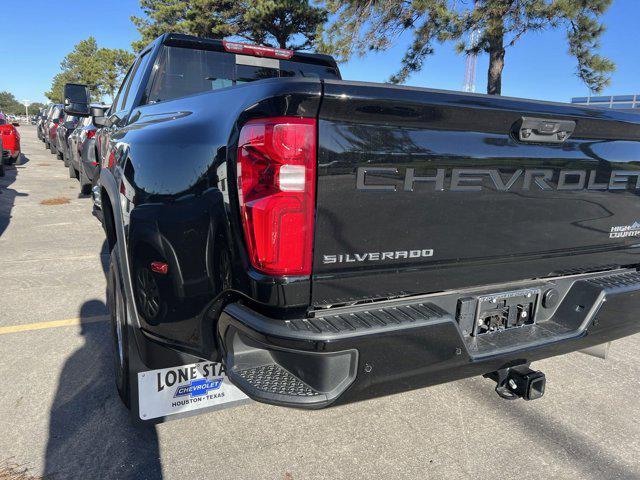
xmin=312 ymin=80 xmax=640 ymax=306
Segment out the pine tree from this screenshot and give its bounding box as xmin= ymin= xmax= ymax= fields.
xmin=45 ymin=38 xmax=135 ymax=103
xmin=240 ymin=0 xmax=327 ymax=49
xmin=321 ymin=0 xmax=615 ymax=95
xmin=131 ymin=0 xmax=239 ymax=52
xmin=131 ymin=0 xmax=326 ymax=51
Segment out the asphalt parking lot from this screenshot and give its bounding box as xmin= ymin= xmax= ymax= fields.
xmin=2 ymin=125 xmax=640 ymax=480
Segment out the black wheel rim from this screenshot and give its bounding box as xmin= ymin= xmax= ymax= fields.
xmin=136 ymin=268 xmax=161 ymax=320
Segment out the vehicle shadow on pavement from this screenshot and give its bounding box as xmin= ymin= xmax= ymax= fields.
xmin=15 ymin=153 xmax=30 ymax=167
xmin=465 ymin=381 xmax=639 ymax=479
xmin=44 ymin=253 xmax=163 ymax=479
xmin=0 ymin=154 xmax=29 ymax=239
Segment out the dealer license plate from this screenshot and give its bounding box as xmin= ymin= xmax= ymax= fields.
xmin=137 ymin=361 xmax=249 ymax=420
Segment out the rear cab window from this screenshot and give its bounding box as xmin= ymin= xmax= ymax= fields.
xmin=146 ymin=45 xmax=340 ymax=104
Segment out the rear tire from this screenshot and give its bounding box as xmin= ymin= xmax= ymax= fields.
xmin=108 ymin=245 xmax=131 ymax=409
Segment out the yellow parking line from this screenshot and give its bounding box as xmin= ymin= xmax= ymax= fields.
xmin=0 ymin=315 xmax=109 ymax=335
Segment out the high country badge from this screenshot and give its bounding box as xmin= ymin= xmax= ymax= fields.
xmin=610 ymin=221 xmax=640 ymax=239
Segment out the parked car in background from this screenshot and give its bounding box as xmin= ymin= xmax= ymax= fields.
xmin=55 ymin=113 xmax=78 ymax=161
xmin=66 ymin=117 xmax=85 ymax=167
xmin=0 ymin=113 xmax=21 ymax=165
xmin=42 ymin=104 xmax=58 ymax=147
xmin=0 ymin=137 xmax=4 ymax=177
xmin=68 ymin=105 xmax=109 ymax=194
xmin=38 ymin=105 xmax=54 ymax=141
xmin=45 ymin=105 xmax=64 ymax=154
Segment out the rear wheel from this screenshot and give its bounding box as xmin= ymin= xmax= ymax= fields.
xmin=0 ymin=162 xmax=4 ymax=177
xmin=134 ymin=263 xmax=167 ymax=324
xmin=108 ymin=246 xmax=131 ymax=408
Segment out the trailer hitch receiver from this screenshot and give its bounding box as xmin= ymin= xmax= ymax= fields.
xmin=486 ymin=365 xmax=546 ymax=401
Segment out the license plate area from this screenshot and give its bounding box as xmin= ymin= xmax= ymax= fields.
xmin=473 ymin=288 xmax=539 ymax=336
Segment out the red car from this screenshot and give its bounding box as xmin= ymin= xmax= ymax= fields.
xmin=0 ymin=113 xmax=21 ymax=165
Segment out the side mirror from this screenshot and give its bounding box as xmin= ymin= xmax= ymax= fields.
xmin=63 ymin=83 xmax=90 ymax=117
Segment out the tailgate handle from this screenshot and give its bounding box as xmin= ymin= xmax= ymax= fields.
xmin=516 ymin=117 xmax=576 ymax=144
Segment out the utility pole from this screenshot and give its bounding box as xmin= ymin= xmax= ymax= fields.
xmin=462 ymin=0 xmax=479 ymax=93
xmin=22 ymin=99 xmax=31 ymax=117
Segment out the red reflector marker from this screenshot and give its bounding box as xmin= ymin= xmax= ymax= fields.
xmin=223 ymin=40 xmax=293 ymax=59
xmin=237 ymin=117 xmax=316 ymax=276
xmin=150 ymin=261 xmax=169 ymax=274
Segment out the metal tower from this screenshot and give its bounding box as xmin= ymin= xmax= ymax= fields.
xmin=462 ymin=0 xmax=479 ymax=93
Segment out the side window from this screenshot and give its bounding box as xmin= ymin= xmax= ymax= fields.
xmin=111 ymin=62 xmax=135 ymax=115
xmin=120 ymin=52 xmax=151 ymax=112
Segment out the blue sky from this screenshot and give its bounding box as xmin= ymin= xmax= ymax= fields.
xmin=1 ymin=0 xmax=638 ymax=104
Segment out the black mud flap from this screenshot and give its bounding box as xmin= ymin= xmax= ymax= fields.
xmin=126 ymin=326 xmax=252 ymax=426
xmin=109 ymin=250 xmax=252 ymax=426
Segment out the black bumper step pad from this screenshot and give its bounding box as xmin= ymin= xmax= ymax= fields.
xmin=235 ymin=364 xmax=320 ymax=397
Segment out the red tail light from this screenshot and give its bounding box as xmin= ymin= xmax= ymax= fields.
xmin=223 ymin=40 xmax=293 ymax=59
xmin=237 ymin=117 xmax=316 ymax=276
xmin=86 ymin=130 xmax=96 ymax=139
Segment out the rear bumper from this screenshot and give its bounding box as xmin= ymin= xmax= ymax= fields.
xmin=218 ymin=269 xmax=640 ymax=408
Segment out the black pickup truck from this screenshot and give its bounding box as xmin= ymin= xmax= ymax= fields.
xmin=64 ymin=33 xmax=640 ymax=412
